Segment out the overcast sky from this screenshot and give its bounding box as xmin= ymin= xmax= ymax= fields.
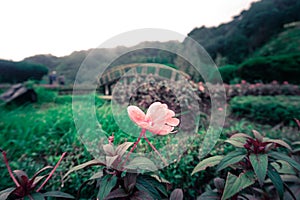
xmin=0 ymin=0 xmax=259 ymax=61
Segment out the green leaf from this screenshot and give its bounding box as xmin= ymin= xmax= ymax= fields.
xmin=106 ymin=155 xmax=119 ymax=168
xmin=144 ymin=176 xmax=168 ymax=197
xmin=30 ymin=166 xmax=53 ymax=183
xmin=89 ymin=171 xmax=104 ymax=180
xmin=252 ymin=130 xmax=263 ymax=142
xmin=197 ymin=191 xmax=220 ymax=200
xmin=225 ymin=133 xmax=251 ymax=148
xmin=136 ymin=176 xmax=161 ymax=199
xmin=124 ymin=173 xmax=137 ymax=192
xmin=221 ymin=171 xmax=255 ymax=200
xmin=0 ymin=187 xmax=15 ymax=200
xmin=32 ymin=175 xmax=48 ymax=187
xmin=225 ymin=138 xmax=247 ymax=148
xmin=267 ymin=165 xmax=284 ymax=200
xmin=43 ymin=191 xmax=75 ymax=199
xmin=125 ymin=157 xmax=157 ymax=171
xmin=263 ymin=138 xmax=292 ymax=150
xmin=131 ymin=191 xmax=154 ymax=200
xmin=97 ymin=175 xmax=118 ymax=200
xmin=271 ymin=160 xmax=296 ymax=175
xmin=115 ymin=142 xmax=133 ymax=157
xmin=104 ymin=188 xmax=129 ymax=200
xmin=249 ymin=153 xmax=268 ymax=186
xmin=103 ymin=144 xmax=115 ymax=156
xmin=27 ymin=193 xmax=44 ymax=200
xmin=63 ymin=159 xmax=105 ymax=179
xmin=230 ymin=133 xmax=252 ymax=139
xmin=217 ymin=151 xmax=246 ymax=171
xmin=269 ymin=151 xmax=300 ymax=171
xmin=192 ymin=156 xmax=224 ymax=175
xmin=170 ymin=188 xmax=183 ymax=200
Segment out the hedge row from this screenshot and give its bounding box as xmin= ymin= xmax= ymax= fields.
xmin=217 ymin=53 xmax=300 ymax=84
xmin=230 ymin=96 xmax=300 ymax=125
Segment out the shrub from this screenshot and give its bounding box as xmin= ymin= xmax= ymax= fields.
xmin=217 ymin=65 xmax=240 ymax=84
xmin=230 ymin=96 xmax=300 ymax=125
xmin=238 ymin=53 xmax=300 ymax=84
xmin=0 ymin=60 xmax=48 ymax=84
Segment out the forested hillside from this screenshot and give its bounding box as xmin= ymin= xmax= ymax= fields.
xmin=0 ymin=59 xmax=48 ymax=83
xmin=187 ymin=0 xmax=300 ymax=64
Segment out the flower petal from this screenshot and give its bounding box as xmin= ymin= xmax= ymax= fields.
xmin=127 ymin=106 xmax=146 ymax=126
xmin=155 ymin=125 xmax=174 ymax=135
xmin=166 ymin=117 xmax=180 ymax=126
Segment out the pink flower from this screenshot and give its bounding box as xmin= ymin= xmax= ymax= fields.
xmin=127 ymin=102 xmax=180 ymax=135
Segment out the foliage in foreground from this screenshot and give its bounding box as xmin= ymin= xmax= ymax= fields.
xmin=193 ymin=130 xmax=300 ymax=199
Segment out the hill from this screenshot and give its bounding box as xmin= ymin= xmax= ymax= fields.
xmin=0 ymin=59 xmax=48 ymax=83
xmin=254 ymin=24 xmax=300 ymax=57
xmin=23 ymin=41 xmax=182 ymax=84
xmin=187 ymin=0 xmax=300 ymax=64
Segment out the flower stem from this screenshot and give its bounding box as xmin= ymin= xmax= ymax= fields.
xmin=1 ymin=149 xmax=20 ymax=187
xmin=143 ymin=135 xmax=168 ymax=166
xmin=36 ymin=152 xmax=66 ymax=192
xmin=122 ymin=129 xmax=145 ymax=168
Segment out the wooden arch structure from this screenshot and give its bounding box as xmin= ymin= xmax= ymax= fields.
xmin=98 ymin=63 xmax=190 ymax=95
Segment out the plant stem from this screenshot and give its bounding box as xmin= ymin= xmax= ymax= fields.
xmin=36 ymin=152 xmax=66 ymax=192
xmin=122 ymin=129 xmax=145 ymax=168
xmin=143 ymin=135 xmax=168 ymax=166
xmin=1 ymin=150 xmax=20 ymax=187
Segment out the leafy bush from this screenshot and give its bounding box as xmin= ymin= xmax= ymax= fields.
xmin=238 ymin=53 xmax=300 ymax=84
xmin=230 ymin=96 xmax=300 ymax=125
xmin=0 ymin=60 xmax=48 ymax=83
xmin=212 ymin=65 xmax=240 ymax=84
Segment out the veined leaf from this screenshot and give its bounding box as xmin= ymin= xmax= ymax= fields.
xmin=249 ymin=153 xmax=268 ymax=186
xmin=124 ymin=173 xmax=137 ymax=192
xmin=197 ymin=191 xmax=220 ymax=200
xmin=136 ymin=176 xmax=161 ymax=199
xmin=0 ymin=188 xmax=15 ymax=200
xmin=217 ymin=151 xmax=246 ymax=171
xmin=271 ymin=160 xmax=296 ymax=175
xmin=267 ymin=165 xmax=284 ymax=200
xmin=43 ymin=191 xmax=75 ymax=199
xmin=269 ymin=151 xmax=300 ymax=171
xmin=252 ymin=130 xmax=263 ymax=142
xmin=263 ymin=138 xmax=292 ymax=151
xmin=192 ymin=156 xmax=224 ymax=175
xmin=103 ymin=144 xmax=115 ymax=156
xmin=225 ymin=137 xmax=247 ymax=148
xmin=89 ymin=171 xmax=103 ymax=180
xmin=170 ymin=189 xmax=183 ymax=200
xmin=106 ymin=155 xmax=119 ymax=168
xmin=221 ymin=171 xmax=255 ymax=200
xmin=104 ymin=188 xmax=128 ymax=200
xmin=115 ymin=142 xmax=133 ymax=157
xmin=63 ymin=159 xmax=105 ymax=179
xmin=230 ymin=133 xmax=252 ymax=139
xmin=25 ymin=193 xmax=44 ymax=200
xmin=97 ymin=175 xmax=118 ymax=200
xmin=125 ymin=157 xmax=157 ymax=171
xmin=131 ymin=191 xmax=154 ymax=200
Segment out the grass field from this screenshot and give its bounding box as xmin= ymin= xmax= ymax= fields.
xmin=1 ymin=87 xmax=300 ymax=198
